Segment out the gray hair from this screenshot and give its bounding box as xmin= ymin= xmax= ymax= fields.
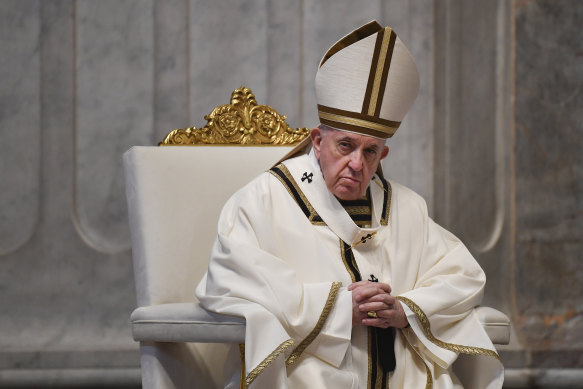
xmin=317 ymin=123 xmax=337 ymax=137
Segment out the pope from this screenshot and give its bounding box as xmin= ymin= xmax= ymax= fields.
xmin=196 ymin=20 xmax=504 ymax=389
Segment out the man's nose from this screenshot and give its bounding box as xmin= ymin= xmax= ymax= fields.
xmin=348 ymin=151 xmax=364 ymax=171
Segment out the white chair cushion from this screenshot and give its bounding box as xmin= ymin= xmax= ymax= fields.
xmin=131 ymin=303 xmax=245 ymax=343
xmin=475 ymin=306 xmax=511 ymax=345
xmin=131 ymin=304 xmax=509 ymax=346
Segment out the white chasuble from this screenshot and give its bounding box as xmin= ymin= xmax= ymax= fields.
xmin=195 ymin=152 xmax=503 ymax=389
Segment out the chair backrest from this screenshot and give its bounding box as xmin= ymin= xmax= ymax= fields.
xmin=124 ymin=146 xmax=296 ymax=306
xmin=124 ymin=86 xmax=310 ymax=308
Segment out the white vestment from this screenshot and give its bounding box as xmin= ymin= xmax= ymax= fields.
xmin=196 ymin=152 xmax=503 ymax=389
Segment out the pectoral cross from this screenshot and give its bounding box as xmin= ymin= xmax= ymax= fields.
xmin=360 ymin=233 xmax=374 ymax=244
xmin=346 ymin=232 xmax=377 ymax=250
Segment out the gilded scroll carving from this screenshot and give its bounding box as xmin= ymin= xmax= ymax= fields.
xmin=160 ymin=86 xmax=309 ymax=146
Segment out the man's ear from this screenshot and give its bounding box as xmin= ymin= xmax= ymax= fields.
xmin=310 ymin=128 xmax=322 ymax=160
xmin=380 ymin=145 xmax=389 ymax=160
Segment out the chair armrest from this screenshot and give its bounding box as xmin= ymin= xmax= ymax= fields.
xmin=131 ymin=304 xmax=509 ymax=345
xmin=475 ymin=306 xmax=511 ymax=345
xmin=131 ymin=303 xmax=245 ymax=343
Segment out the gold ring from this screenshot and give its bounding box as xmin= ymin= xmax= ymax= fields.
xmin=367 ymin=311 xmax=378 ymax=318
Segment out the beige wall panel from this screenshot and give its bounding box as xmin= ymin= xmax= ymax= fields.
xmin=189 ymin=0 xmax=268 ymax=124
xmin=450 ymin=0 xmax=501 ymax=251
xmin=75 ymin=0 xmax=155 ymax=254
xmin=0 ymin=1 xmax=41 ymax=255
xmin=514 ymin=0 xmax=583 ymax=353
xmin=154 ymin=0 xmax=190 ymax=141
xmin=434 ymin=0 xmax=512 ymax=314
xmin=301 ymin=0 xmax=382 ymax=127
xmin=1 ymin=0 xmax=137 ymax=364
xmin=381 ymin=0 xmax=435 ymax=212
xmin=434 ymin=0 xmax=501 ymax=247
xmin=266 ymin=0 xmax=302 ymax=128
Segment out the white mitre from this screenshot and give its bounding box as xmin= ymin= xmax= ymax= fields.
xmin=279 ymin=20 xmax=419 ymax=163
xmin=316 ymin=20 xmax=419 ymax=139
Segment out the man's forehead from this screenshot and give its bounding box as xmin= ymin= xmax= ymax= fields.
xmin=326 ymin=128 xmax=386 ymax=146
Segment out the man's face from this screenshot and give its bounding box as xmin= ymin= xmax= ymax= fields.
xmin=311 ymin=127 xmax=389 ymax=200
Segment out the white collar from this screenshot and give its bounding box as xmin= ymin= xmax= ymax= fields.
xmin=282 ymin=152 xmax=386 ymax=246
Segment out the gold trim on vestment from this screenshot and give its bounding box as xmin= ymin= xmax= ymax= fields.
xmin=246 ymin=339 xmax=295 ymax=386
xmin=396 ymin=297 xmax=501 ymax=362
xmin=269 ymin=164 xmax=326 ymax=226
xmin=424 ymin=362 xmax=433 ymax=389
xmin=343 ymin=205 xmax=371 ymax=215
xmin=286 ymin=282 xmax=342 ymax=367
xmin=339 ymin=240 xmax=360 ymax=283
xmin=239 ymin=344 xmax=247 ymax=389
xmin=371 ymin=176 xmax=392 ymax=226
xmin=338 ymin=193 xmax=372 ymax=228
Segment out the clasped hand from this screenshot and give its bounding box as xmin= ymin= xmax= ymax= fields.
xmin=349 ymin=280 xmax=408 ymax=329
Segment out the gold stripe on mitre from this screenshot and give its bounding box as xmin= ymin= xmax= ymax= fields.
xmin=368 ymin=28 xmax=397 ymax=117
xmin=318 ymin=105 xmax=400 ymax=139
xmin=366 ymin=27 xmax=393 ymax=116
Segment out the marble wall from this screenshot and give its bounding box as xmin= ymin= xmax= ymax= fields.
xmin=0 ymin=0 xmax=581 ymax=387
xmin=434 ymin=0 xmax=583 ymax=386
xmin=512 ymin=0 xmax=583 ymax=370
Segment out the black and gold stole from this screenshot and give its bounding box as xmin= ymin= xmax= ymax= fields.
xmin=339 ymin=191 xmax=395 ymax=389
xmin=270 ymin=164 xmax=395 ymax=389
xmin=337 ymin=189 xmax=373 ymax=228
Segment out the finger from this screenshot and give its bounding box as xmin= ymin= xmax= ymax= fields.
xmin=355 ymin=282 xmax=391 ymax=294
xmin=361 ymin=318 xmax=391 ymax=329
xmin=352 ymin=284 xmax=393 ymax=303
xmin=352 ymin=288 xmax=397 ymax=305
xmin=376 ymin=308 xmax=398 ymax=321
xmin=348 ymin=281 xmax=392 ymax=294
xmin=360 ymin=294 xmax=396 ymax=305
xmin=352 ymin=287 xmax=383 ymax=303
xmin=348 ymin=280 xmax=374 ymax=290
xmin=376 ymin=282 xmax=392 ymax=294
xmin=359 ymin=302 xmax=393 ymax=312
xmin=376 ymin=306 xmax=406 ymax=326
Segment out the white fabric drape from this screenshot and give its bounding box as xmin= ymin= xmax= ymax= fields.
xmin=196 ymin=152 xmax=503 ymax=388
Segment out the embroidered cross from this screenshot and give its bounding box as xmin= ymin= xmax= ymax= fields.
xmin=369 ymin=274 xmax=378 ymax=282
xmin=360 ymin=233 xmax=374 ymax=244
xmin=301 ymin=172 xmax=313 ymax=183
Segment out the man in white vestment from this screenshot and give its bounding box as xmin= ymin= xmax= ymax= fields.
xmin=196 ymin=21 xmax=504 ymax=389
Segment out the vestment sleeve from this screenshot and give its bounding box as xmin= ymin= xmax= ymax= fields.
xmin=196 ymin=180 xmax=352 ymax=383
xmin=395 ymin=195 xmax=493 ymax=369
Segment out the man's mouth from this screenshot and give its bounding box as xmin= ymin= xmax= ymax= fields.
xmin=339 ymin=177 xmax=360 ymax=184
